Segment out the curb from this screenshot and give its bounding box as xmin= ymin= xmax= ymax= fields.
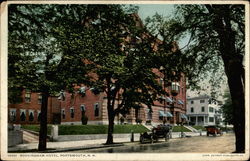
xmin=8 ymin=143 xmax=125 ymax=153
xmin=46 ymin=143 xmax=124 ymax=153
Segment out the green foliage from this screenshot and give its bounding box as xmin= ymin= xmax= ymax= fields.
xmin=21 ymin=125 xmax=52 ymax=134
xmin=192 ymin=126 xmax=206 ymax=131
xmin=58 ymin=125 xmax=149 ymax=135
xmin=8 ymin=4 xmax=90 ymax=96
xmin=172 ymin=126 xmax=191 ymax=132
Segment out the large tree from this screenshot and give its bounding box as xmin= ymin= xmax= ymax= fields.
xmin=79 ymin=5 xmax=173 ymax=144
xmin=8 ymin=4 xmax=89 ymax=151
xmin=148 ymin=4 xmax=245 ymax=152
xmin=8 ymin=4 xmax=183 ymax=147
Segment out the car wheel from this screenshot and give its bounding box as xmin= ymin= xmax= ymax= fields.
xmin=140 ymin=136 xmax=144 ymax=143
xmin=150 ymin=135 xmax=154 ymax=143
xmin=207 ymin=132 xmax=209 ymax=136
xmin=165 ymin=134 xmax=169 ymax=141
xmin=154 ymin=135 xmax=158 ymax=142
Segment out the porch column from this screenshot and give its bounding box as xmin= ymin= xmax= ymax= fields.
xmin=203 ymin=115 xmax=205 ymax=125
xmin=195 ymin=116 xmax=198 ymax=125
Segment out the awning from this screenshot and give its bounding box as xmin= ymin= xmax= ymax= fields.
xmin=159 ymin=96 xmax=166 ymax=100
xmin=180 ymin=113 xmax=188 ymax=120
xmin=159 ymin=111 xmax=167 ymax=117
xmin=166 ymin=112 xmax=173 ymax=117
xmin=166 ymin=97 xmax=173 ymax=103
xmin=177 ymin=100 xmax=184 ymax=105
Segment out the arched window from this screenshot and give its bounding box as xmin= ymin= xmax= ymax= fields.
xmin=20 ymin=109 xmax=26 ymax=121
xmin=61 ymin=109 xmax=65 ymax=119
xmin=70 ymin=107 xmax=74 ymax=118
xmin=94 ymin=103 xmax=99 ymax=117
xmin=80 ymin=105 xmax=86 ymax=112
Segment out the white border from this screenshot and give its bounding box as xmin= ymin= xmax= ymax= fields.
xmin=1 ymin=1 xmax=250 ymax=161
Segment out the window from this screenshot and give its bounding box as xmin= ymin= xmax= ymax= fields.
xmin=209 ymin=107 xmax=214 ymax=112
xmin=37 ymin=110 xmax=41 ymax=122
xmin=80 ymin=105 xmax=86 ymax=112
xmin=9 ymin=109 xmax=16 ymax=122
xmin=25 ymin=90 xmax=31 ymax=103
xmin=171 ymin=82 xmax=180 ymax=91
xmin=159 ymin=78 xmax=163 ymax=87
xmin=94 ymin=103 xmax=99 ymax=117
xmin=61 ymin=109 xmax=65 ymax=119
xmin=29 ymin=110 xmax=34 ymax=122
xmin=209 ymin=117 xmax=214 ymax=122
xmin=191 ymin=100 xmax=194 ymax=104
xmin=191 ymin=107 xmax=194 ymax=113
xmin=70 ymin=107 xmax=74 ymax=118
xmin=159 ymin=115 xmax=163 ymax=120
xmin=20 ymin=109 xmax=26 ymax=121
xmin=200 ymin=100 xmax=205 ymax=103
xmin=38 ymin=94 xmax=42 ymax=104
xmin=201 ymin=106 xmax=205 ymax=112
xmin=79 ymin=87 xmax=86 ymax=97
xmin=158 ymin=111 xmax=164 ymax=120
xmin=147 ymin=110 xmax=152 ymax=120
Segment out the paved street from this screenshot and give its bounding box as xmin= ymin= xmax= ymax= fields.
xmin=70 ymin=133 xmax=235 ymax=153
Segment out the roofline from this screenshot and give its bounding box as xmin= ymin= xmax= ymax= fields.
xmin=187 ymin=95 xmax=210 ymax=100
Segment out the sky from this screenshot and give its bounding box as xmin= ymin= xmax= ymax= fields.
xmin=137 ymin=4 xmax=187 ymax=50
xmin=137 ymin=4 xmax=175 ymax=20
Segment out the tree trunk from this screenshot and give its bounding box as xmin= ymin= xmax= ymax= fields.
xmin=219 ymin=26 xmax=245 ymax=153
xmin=223 ymin=58 xmax=245 ymax=153
xmin=106 ymin=96 xmax=115 ymax=144
xmin=207 ymin=5 xmax=245 ymax=153
xmin=38 ymin=88 xmax=49 ymax=151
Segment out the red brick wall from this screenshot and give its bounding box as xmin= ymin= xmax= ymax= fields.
xmin=8 ymin=73 xmax=186 ymax=125
xmin=60 ymin=88 xmax=103 ymax=124
xmin=8 ymin=90 xmax=59 ymax=124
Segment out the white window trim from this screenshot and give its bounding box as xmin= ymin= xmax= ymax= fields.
xmin=9 ymin=108 xmax=16 ymax=114
xmin=29 ymin=109 xmax=34 ymax=114
xmin=20 ymin=109 xmax=26 ymax=116
xmin=70 ymin=107 xmax=74 ymax=112
xmin=80 ymin=104 xmax=86 ymax=111
xmin=70 ymin=107 xmax=74 ymax=118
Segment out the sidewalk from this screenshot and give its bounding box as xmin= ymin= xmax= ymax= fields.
xmin=8 ymin=132 xmax=207 ymax=153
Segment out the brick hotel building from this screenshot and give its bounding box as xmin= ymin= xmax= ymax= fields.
xmin=8 ymin=14 xmax=187 ymax=126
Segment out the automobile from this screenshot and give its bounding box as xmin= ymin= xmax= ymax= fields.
xmin=205 ymin=125 xmax=223 ymax=136
xmin=140 ymin=124 xmax=172 ymax=143
xmin=139 ymin=132 xmax=157 ymax=143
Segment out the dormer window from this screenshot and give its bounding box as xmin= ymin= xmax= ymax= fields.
xmin=170 ymin=82 xmax=180 ymax=96
xmin=38 ymin=94 xmax=42 ymax=104
xmin=25 ymin=89 xmax=31 ymax=103
xmin=58 ymin=90 xmax=65 ymax=101
xmin=79 ymin=87 xmax=86 ymax=97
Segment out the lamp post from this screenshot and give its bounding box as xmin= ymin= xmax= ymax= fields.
xmin=160 ymin=66 xmax=167 ymax=125
xmin=170 ymin=82 xmax=180 ymax=125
